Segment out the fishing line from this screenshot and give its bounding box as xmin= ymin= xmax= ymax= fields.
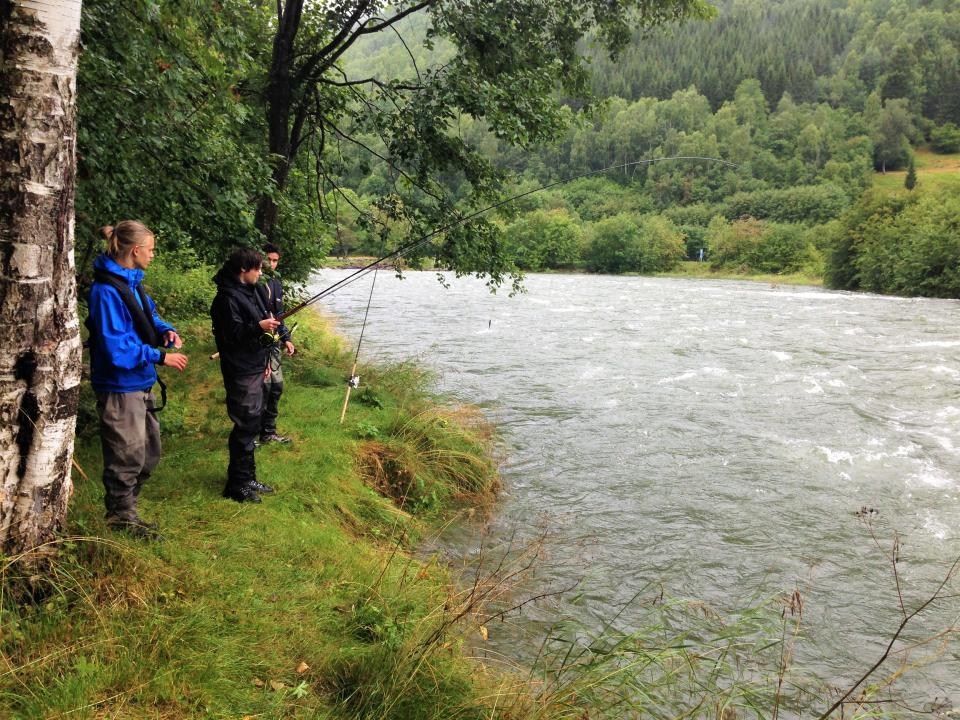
xmin=279 ymin=155 xmax=739 ymax=321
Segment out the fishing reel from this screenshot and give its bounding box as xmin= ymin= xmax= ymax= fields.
xmin=258 ymin=321 xmax=298 ymax=348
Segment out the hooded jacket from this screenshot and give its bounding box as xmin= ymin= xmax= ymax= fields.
xmin=88 ymin=254 xmax=175 ymax=393
xmin=210 ymin=267 xmax=271 ymax=377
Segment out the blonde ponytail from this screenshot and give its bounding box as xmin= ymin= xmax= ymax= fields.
xmin=101 ymin=220 xmax=154 ymax=260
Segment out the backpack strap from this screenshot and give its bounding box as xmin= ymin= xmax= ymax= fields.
xmin=89 ymin=268 xmax=168 ymax=413
xmin=92 ymin=268 xmax=163 ymax=347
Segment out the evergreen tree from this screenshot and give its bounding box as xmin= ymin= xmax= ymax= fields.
xmin=905 ymin=155 xmax=917 ymax=190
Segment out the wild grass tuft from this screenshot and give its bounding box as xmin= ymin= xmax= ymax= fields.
xmin=355 ymin=406 xmax=499 ymax=516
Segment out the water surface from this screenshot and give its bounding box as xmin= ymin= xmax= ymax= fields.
xmin=310 ymin=269 xmax=960 ymax=702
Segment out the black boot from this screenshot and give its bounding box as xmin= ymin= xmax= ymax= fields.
xmin=222 ymin=484 xmax=262 ymax=503
xmin=223 ymin=448 xmax=262 ymax=503
xmin=247 ymin=479 xmax=274 ymax=494
xmin=244 ymin=451 xmax=274 ymax=494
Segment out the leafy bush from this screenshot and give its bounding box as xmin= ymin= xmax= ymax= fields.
xmin=721 ymin=184 xmax=849 ymax=224
xmin=664 ymin=202 xmax=724 ymax=227
xmin=930 ymin=123 xmax=960 ymax=154
xmin=142 ymin=249 xmax=216 ymax=321
xmin=584 ymin=213 xmax=686 ymax=273
xmin=705 ymin=215 xmax=767 ymax=270
xmin=506 ymin=208 xmax=584 ymax=270
xmin=824 ymin=188 xmax=960 ymax=297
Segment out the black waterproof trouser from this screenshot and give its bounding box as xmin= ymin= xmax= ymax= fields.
xmin=223 ymin=372 xmax=263 ymax=490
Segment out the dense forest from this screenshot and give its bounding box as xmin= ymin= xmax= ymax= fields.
xmin=75 ymin=0 xmax=960 ymax=299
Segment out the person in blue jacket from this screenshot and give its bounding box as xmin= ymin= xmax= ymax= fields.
xmin=88 ymin=221 xmax=188 ymax=539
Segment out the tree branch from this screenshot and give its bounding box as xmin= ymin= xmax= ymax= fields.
xmin=326 ymin=122 xmax=443 ymax=203
xmin=319 ymin=76 xmax=424 ymax=92
xmin=292 ymin=0 xmax=372 ymax=88
xmin=295 ymin=0 xmax=434 ymax=88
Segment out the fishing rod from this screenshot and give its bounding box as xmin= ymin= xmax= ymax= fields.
xmin=278 ymin=154 xmax=740 ymax=322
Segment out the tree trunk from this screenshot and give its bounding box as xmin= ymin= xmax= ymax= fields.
xmin=0 ymin=0 xmax=83 ymax=558
xmin=254 ymin=0 xmax=301 ymax=241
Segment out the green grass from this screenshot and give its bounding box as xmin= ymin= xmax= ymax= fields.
xmin=657 ymin=261 xmax=823 ymax=286
xmin=871 ymin=148 xmax=960 ymax=194
xmin=0 ymin=313 xmax=506 ymax=719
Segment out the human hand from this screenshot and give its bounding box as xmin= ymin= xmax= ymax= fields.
xmin=259 ymin=318 xmax=281 ymax=332
xmin=164 ymin=330 xmax=183 ymax=349
xmin=162 ymin=352 xmax=188 ymax=372
xmin=263 ymin=365 xmax=272 ymax=380
xmin=284 ymin=341 xmax=295 ymax=356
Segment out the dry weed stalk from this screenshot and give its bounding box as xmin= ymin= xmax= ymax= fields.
xmin=815 ymin=517 xmax=960 ymax=719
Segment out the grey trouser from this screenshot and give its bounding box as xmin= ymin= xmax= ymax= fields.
xmin=96 ymin=390 xmax=160 ymax=521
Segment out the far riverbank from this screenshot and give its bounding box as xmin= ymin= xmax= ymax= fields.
xmin=325 ymin=256 xmax=823 ymax=286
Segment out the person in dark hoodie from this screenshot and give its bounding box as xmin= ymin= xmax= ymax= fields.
xmin=259 ymin=242 xmax=295 ymax=445
xmin=88 ymin=221 xmax=188 ymax=540
xmin=210 ymin=247 xmax=280 ymax=503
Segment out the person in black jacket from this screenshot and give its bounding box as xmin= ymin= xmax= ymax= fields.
xmin=259 ymin=243 xmax=296 ymax=445
xmin=210 ymin=247 xmax=280 ymax=503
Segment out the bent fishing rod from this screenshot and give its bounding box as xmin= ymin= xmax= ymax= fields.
xmin=278 ymin=154 xmax=740 ymax=322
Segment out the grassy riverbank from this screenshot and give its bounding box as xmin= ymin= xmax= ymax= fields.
xmin=656 ymin=261 xmax=822 ymax=285
xmin=0 ymin=312 xmax=520 ymax=719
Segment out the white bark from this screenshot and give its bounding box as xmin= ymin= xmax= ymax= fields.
xmin=0 ymin=0 xmax=83 ymax=557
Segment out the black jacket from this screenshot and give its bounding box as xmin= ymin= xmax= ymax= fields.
xmin=210 ymin=268 xmax=271 ymax=377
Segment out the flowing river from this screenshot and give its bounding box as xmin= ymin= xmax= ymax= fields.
xmin=309 ymin=269 xmax=960 ymax=705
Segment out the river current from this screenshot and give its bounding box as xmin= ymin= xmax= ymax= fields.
xmin=309 ymin=269 xmax=960 ymax=704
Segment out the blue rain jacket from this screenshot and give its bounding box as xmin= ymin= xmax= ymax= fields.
xmin=88 ymin=254 xmax=175 ymax=393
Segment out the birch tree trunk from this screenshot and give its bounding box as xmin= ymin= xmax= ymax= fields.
xmin=0 ymin=0 xmax=83 ymax=558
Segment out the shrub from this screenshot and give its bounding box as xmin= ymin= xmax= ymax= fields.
xmin=721 ymin=183 xmax=849 ymax=224
xmin=663 ymin=202 xmax=723 ymax=227
xmin=506 ymin=208 xmax=583 ymax=270
xmin=142 ymin=249 xmax=216 ymax=320
xmin=705 ymin=215 xmax=766 ymax=271
xmin=584 ymin=214 xmax=686 ymax=273
xmin=930 ymin=123 xmax=960 ymax=154
xmin=824 ymin=188 xmax=960 ymax=297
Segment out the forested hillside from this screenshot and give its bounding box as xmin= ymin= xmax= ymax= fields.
xmin=587 ymin=0 xmax=960 ymax=126
xmin=333 ymin=0 xmax=960 ymax=295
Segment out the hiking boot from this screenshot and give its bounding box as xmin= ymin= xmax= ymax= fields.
xmin=222 ymin=484 xmax=262 ymax=504
xmin=247 ymin=479 xmax=274 ymax=495
xmin=104 ymin=509 xmax=158 ymax=530
xmin=259 ymin=432 xmax=292 ymax=445
xmin=106 ymin=516 xmax=164 ymax=542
